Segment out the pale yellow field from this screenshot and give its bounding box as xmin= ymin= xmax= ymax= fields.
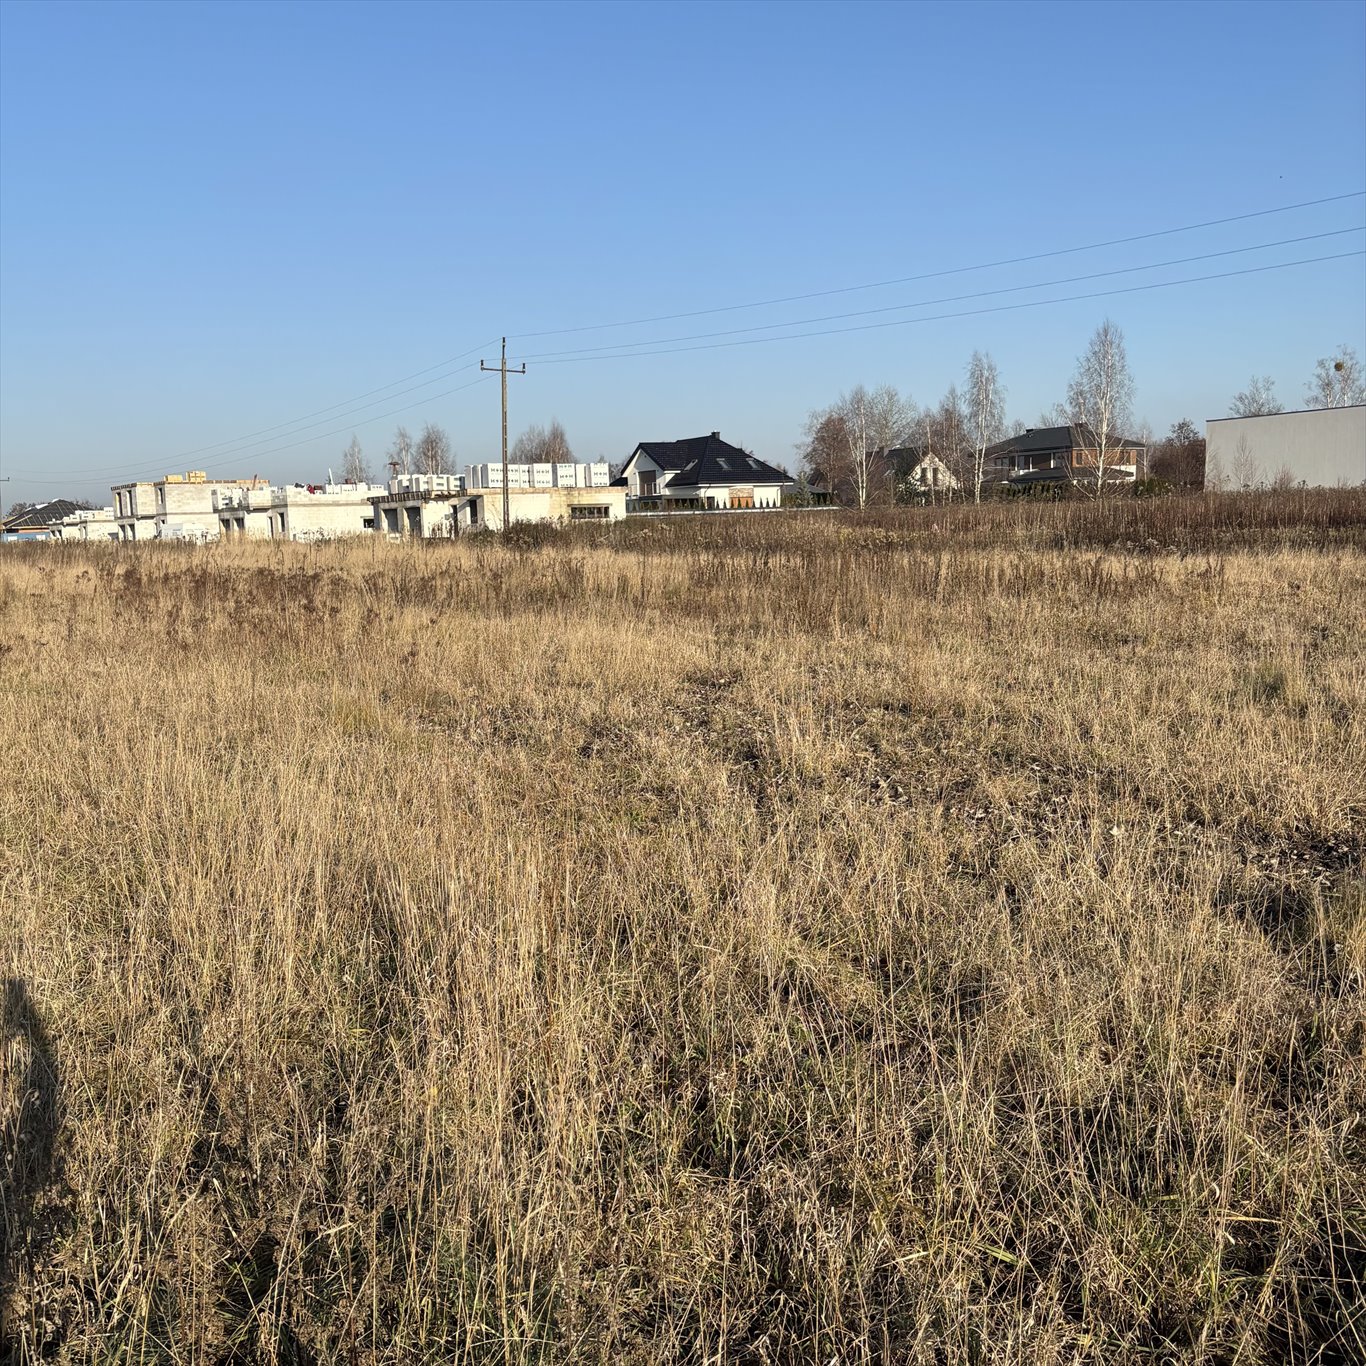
xmin=2 ymin=510 xmax=1363 ymax=1363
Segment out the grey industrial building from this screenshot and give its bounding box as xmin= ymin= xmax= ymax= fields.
xmin=1205 ymin=405 xmax=1366 ymax=488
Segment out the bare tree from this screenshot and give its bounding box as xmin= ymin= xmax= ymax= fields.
xmin=1149 ymin=419 xmax=1205 ymax=487
xmin=510 ymin=419 xmax=573 ymax=465
xmin=387 ymin=424 xmax=414 ymax=476
xmin=414 ymin=422 xmax=453 ymax=475
xmin=1037 ymin=402 xmax=1073 ymax=427
xmin=798 ymin=410 xmax=849 ymax=496
xmin=933 ymin=384 xmax=969 ymax=495
xmin=828 ymin=385 xmax=917 ymax=508
xmin=341 ymin=435 xmax=371 ymax=485
xmin=1231 ymin=434 xmax=1262 ymax=489
xmin=1066 ymin=319 xmax=1135 ymax=493
xmin=965 ymin=352 xmax=1005 ymax=503
xmin=1305 ymin=345 xmax=1366 ymax=408
xmin=1229 ymin=375 xmax=1283 ymax=417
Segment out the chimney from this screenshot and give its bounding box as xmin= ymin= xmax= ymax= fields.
xmin=711 ymin=431 xmax=720 ymax=438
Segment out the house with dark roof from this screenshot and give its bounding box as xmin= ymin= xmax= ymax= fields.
xmin=985 ymin=425 xmax=1146 ymax=489
xmin=882 ymin=447 xmax=961 ymax=499
xmin=613 ymin=433 xmax=794 ymax=510
xmin=1 ymin=500 xmax=85 ymax=542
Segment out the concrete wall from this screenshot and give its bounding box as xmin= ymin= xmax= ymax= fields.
xmin=51 ymin=509 xmax=120 ymax=541
xmin=112 ymin=482 xmax=157 ymax=540
xmin=1206 ymin=406 xmax=1366 ymax=488
xmin=155 ymin=477 xmax=264 ymax=539
xmin=476 ymin=486 xmax=626 ymax=531
xmin=272 ymin=484 xmax=383 ymax=540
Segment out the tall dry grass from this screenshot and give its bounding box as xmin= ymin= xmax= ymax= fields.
xmin=1 ymin=498 xmax=1364 ymax=1363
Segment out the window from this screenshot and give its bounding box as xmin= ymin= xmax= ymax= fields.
xmin=569 ymin=505 xmax=610 ymax=520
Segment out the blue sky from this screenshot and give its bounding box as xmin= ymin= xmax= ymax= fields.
xmin=1 ymin=0 xmax=1363 ymax=505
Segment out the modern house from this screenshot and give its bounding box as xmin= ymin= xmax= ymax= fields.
xmin=613 ymin=433 xmax=794 ymax=510
xmin=985 ymin=425 xmax=1146 ymax=489
xmin=1205 ymin=405 xmax=1366 ymax=488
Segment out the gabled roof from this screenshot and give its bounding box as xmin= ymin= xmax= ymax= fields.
xmin=2 ymin=499 xmax=83 ymax=530
xmin=986 ymin=424 xmax=1145 ymax=459
xmin=628 ymin=433 xmax=793 ymax=487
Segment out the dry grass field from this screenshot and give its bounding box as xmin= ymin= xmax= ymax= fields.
xmin=2 ymin=493 xmax=1364 ymax=1364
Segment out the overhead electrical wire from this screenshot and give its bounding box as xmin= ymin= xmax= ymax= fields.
xmin=519 ymin=226 xmax=1365 ymax=361
xmin=526 ymin=251 xmax=1365 ymax=365
xmin=507 ymin=190 xmax=1366 ymax=340
xmin=23 ymin=374 xmax=495 ymax=485
xmin=159 ymin=338 xmax=499 ymax=460
xmin=16 ymin=336 xmax=502 ymax=480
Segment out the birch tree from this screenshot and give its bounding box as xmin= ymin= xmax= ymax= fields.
xmin=415 ymin=422 xmax=454 ymax=475
xmin=341 ymin=435 xmax=371 ymax=485
xmin=1305 ymin=346 xmax=1365 ymax=408
xmin=1229 ymin=375 xmax=1283 ymax=417
xmin=1066 ymin=319 xmax=1135 ymax=493
xmin=835 ymin=385 xmax=916 ymax=508
xmin=965 ymin=351 xmax=1005 ymax=502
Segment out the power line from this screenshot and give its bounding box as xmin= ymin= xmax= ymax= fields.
xmin=508 ymin=190 xmax=1366 ymax=340
xmin=520 ymin=226 xmax=1365 ymax=361
xmin=19 ymin=375 xmax=495 ymax=485
xmin=18 ymin=357 xmax=489 ymax=480
xmin=528 ymin=250 xmax=1365 ymax=365
xmin=159 ymin=338 xmax=499 ymax=462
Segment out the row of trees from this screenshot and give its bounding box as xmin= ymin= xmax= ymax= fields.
xmin=340 ymin=422 xmax=454 ymax=484
xmin=801 ymin=320 xmax=1138 ymax=505
xmin=340 ymin=418 xmax=576 ymax=484
xmin=1228 ymin=345 xmax=1365 ymax=416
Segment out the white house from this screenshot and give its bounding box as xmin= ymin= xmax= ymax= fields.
xmin=1205 ymin=405 xmax=1366 ymax=488
xmin=897 ymin=451 xmax=961 ymax=496
xmin=614 ymin=433 xmax=794 ymax=509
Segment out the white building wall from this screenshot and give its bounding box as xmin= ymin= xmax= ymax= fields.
xmin=273 ymin=484 xmax=385 ymax=540
xmin=1206 ymin=406 xmax=1366 ymax=488
xmin=476 ymin=486 xmax=626 ymax=531
xmin=112 ymin=482 xmax=157 ymax=541
xmin=51 ymin=508 xmax=120 ymax=542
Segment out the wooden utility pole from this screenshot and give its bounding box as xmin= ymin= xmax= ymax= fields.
xmin=480 ymin=338 xmax=526 ymax=532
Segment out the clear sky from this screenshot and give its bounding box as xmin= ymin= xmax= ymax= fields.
xmin=1 ymin=0 xmax=1363 ymax=506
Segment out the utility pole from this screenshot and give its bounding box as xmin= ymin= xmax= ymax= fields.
xmin=481 ymin=338 xmax=526 ymax=532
